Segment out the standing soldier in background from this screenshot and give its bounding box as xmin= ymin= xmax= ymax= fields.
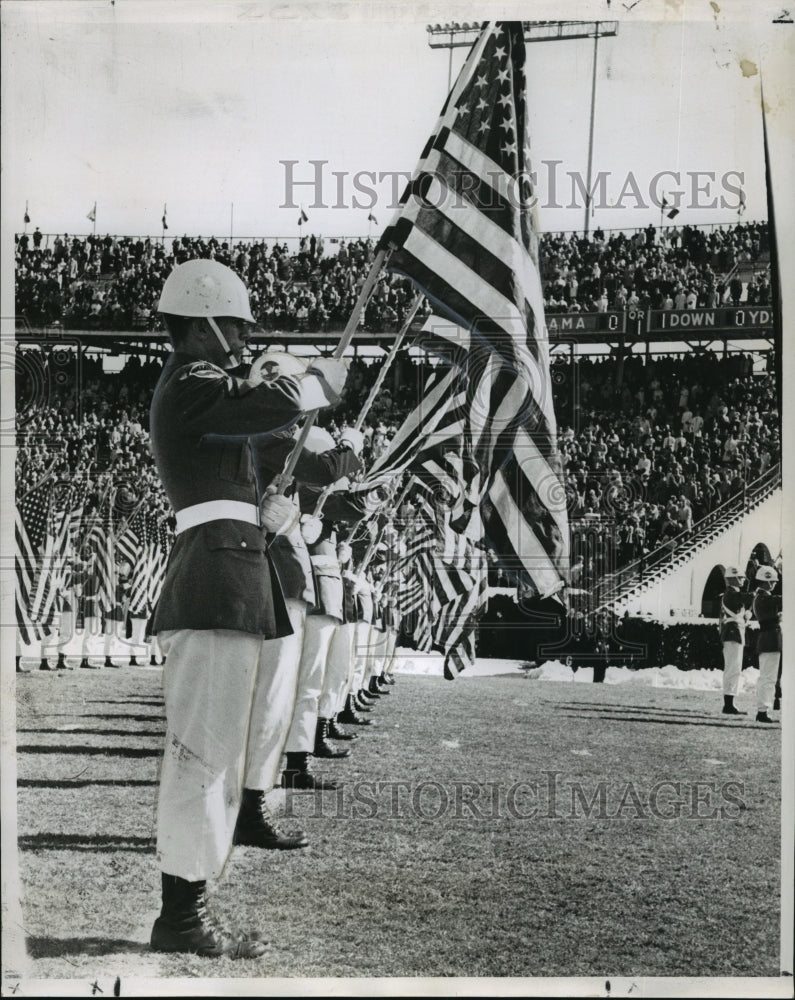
xmin=147 ymin=259 xmax=348 ymax=958
xmin=752 ymin=565 xmax=782 ymax=724
xmin=719 ymin=566 xmax=753 ymax=715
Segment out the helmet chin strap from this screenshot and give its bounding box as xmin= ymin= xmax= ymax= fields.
xmin=207 ymin=317 xmax=239 ymax=369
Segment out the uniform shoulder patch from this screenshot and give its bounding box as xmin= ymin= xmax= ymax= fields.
xmin=179 ymin=360 xmax=227 ymax=381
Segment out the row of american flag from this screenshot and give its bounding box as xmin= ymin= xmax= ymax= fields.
xmin=15 ymin=478 xmax=172 ymax=645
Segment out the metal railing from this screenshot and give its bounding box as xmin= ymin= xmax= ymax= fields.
xmin=590 ymin=462 xmax=782 ymax=613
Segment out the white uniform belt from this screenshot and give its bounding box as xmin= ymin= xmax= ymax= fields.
xmin=721 ymin=603 xmax=748 ymax=625
xmin=175 ymin=500 xmax=260 ymax=535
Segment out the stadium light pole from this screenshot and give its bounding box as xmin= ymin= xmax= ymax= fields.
xmin=426 ymin=20 xmax=619 ymax=235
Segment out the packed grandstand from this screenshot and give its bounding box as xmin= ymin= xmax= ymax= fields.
xmin=14 ymin=220 xmax=780 ymax=666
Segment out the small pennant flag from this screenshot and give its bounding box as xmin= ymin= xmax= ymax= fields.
xmin=737 ymin=190 xmax=746 ymax=217
xmin=661 ymin=196 xmax=669 ymax=209
xmin=298 ymin=208 xmax=309 ymax=225
xmin=666 ymin=207 xmax=680 ymax=220
xmin=87 ymin=202 xmax=97 ymax=222
xmin=162 ymin=204 xmax=168 ymax=230
xmin=24 ymin=202 xmax=31 ymax=224
xmin=367 ymin=212 xmax=378 ymax=224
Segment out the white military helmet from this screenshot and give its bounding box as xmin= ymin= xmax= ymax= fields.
xmin=157 ymin=259 xmax=255 ymax=323
xmin=724 ymin=565 xmax=744 ymax=580
xmin=301 ymin=425 xmax=337 ymax=455
xmin=756 ymin=565 xmax=778 ymax=583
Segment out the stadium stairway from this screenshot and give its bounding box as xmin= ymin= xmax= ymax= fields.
xmin=594 ymin=463 xmax=781 ymax=619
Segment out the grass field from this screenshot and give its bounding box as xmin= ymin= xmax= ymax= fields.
xmin=7 ymin=660 xmax=783 ymax=989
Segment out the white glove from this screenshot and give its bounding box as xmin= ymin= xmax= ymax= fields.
xmin=307 ymin=358 xmax=349 ymax=399
xmin=343 ymin=570 xmax=368 ymax=595
xmin=260 ymin=492 xmax=301 ymax=536
xmin=300 ymin=514 xmax=323 ymax=545
xmin=337 ymin=542 xmax=353 ymax=566
xmin=339 ymin=426 xmax=365 ymax=456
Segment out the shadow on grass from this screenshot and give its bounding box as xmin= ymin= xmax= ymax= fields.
xmin=19 ymin=833 xmax=156 ymax=852
xmin=560 ymin=712 xmax=773 ymax=730
xmin=18 ymin=728 xmax=165 ymax=738
xmin=84 ymin=698 xmax=164 ymax=706
xmin=21 ymin=713 xmax=164 ymax=722
xmin=17 ymin=745 xmax=162 ymax=757
xmin=558 ymin=703 xmax=745 ymax=721
xmin=26 ymin=935 xmax=146 ymax=958
xmin=18 ymin=778 xmax=159 ymax=788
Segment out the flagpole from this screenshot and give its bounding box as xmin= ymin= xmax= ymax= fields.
xmin=312 ymin=293 xmax=423 ymax=517
xmin=273 ymin=246 xmax=390 ymax=495
xmin=24 ymin=201 xmax=29 ymax=234
xmin=92 ymin=203 xmax=97 ymax=238
xmin=230 ymin=202 xmax=234 ymax=246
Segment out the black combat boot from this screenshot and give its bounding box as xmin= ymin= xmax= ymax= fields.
xmin=232 ymin=788 xmax=308 ymax=849
xmin=39 ymin=657 xmax=55 ymax=671
xmin=313 ymin=718 xmax=352 ymax=759
xmin=281 ymin=752 xmax=339 ymax=791
xmin=369 ymin=676 xmax=389 ymax=696
xmin=755 ymin=712 xmax=775 ymax=724
xmin=722 ymin=695 xmax=745 ymax=716
xmin=338 ymin=695 xmax=373 ymax=727
xmin=150 ymin=873 xmax=266 ymax=958
xmin=328 ymin=715 xmax=358 ymax=741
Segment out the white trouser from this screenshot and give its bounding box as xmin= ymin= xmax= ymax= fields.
xmin=317 ymin=618 xmax=348 ymax=719
xmin=335 ymin=623 xmax=357 ymax=709
xmin=285 ymin=612 xmax=336 ymax=752
xmin=130 ymin=616 xmax=149 ymax=654
xmin=58 ymin=601 xmax=76 ymax=648
xmin=244 ymin=599 xmax=306 ymax=790
xmin=382 ymin=629 xmax=398 ymax=677
xmin=103 ymin=614 xmax=122 ymax=659
xmin=366 ymin=626 xmax=390 ymax=684
xmin=156 ymin=618 xmax=301 ymax=882
xmin=150 ymin=633 xmax=164 ymax=661
xmin=722 ymin=641 xmax=743 ymax=697
xmin=757 ymin=652 xmax=781 ymax=713
xmin=82 ymin=615 xmax=101 ymax=659
xmin=351 ymin=621 xmax=373 ymax=691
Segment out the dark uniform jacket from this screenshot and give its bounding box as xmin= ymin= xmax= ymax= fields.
xmin=150 ymin=352 xmax=314 ymax=637
xmin=719 ymin=586 xmax=752 ymax=644
xmin=753 ymin=589 xmax=782 ymax=654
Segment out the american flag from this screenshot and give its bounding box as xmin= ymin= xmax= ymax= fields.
xmin=118 ymin=506 xmax=149 ymax=613
xmin=15 ymin=484 xmax=54 ymax=644
xmin=81 ymin=492 xmax=115 ymax=611
xmin=432 ymin=534 xmax=489 ymax=680
xmin=379 ymin=21 xmax=569 ymax=604
xmin=394 ymin=481 xmax=438 ymax=653
xmin=147 ymin=516 xmax=173 ymax=609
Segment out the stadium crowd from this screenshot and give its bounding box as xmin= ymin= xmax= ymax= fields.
xmin=15 ymin=220 xmax=769 ymax=330
xmin=17 ymin=341 xmax=779 ymax=602
xmin=14 ymin=231 xmax=417 ymax=332
xmin=541 ymin=220 xmax=770 ymax=313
